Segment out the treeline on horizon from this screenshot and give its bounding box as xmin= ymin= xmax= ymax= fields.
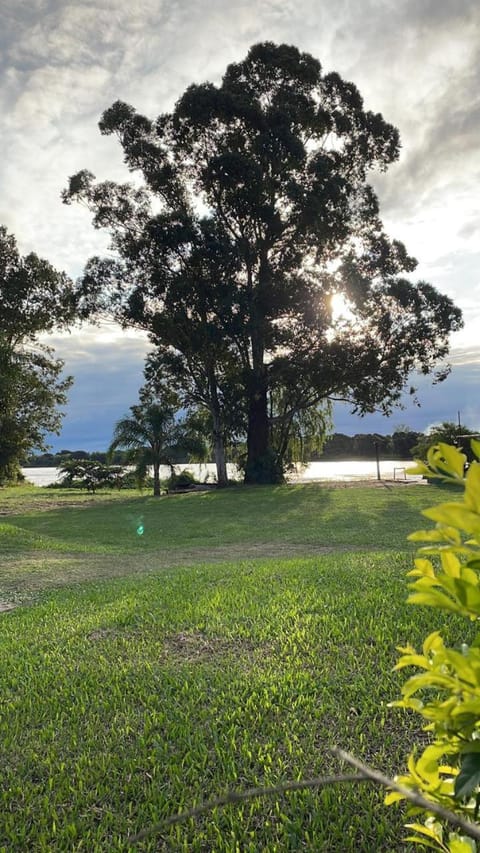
xmin=24 ymin=428 xmax=423 ymax=467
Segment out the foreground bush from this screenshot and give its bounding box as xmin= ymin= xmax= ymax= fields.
xmin=387 ymin=441 xmax=480 ymax=851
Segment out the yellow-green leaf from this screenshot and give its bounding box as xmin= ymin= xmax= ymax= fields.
xmin=448 ymin=836 xmax=476 ymax=853
xmin=423 ymin=631 xmax=444 ymax=654
xmin=465 ymin=463 xmax=480 ymax=513
xmin=405 ymin=835 xmax=444 ymax=850
xmin=423 ymin=504 xmax=480 ymax=535
xmin=407 ymin=590 xmax=464 ymax=615
xmin=440 ymin=551 xmax=461 ymax=578
xmin=407 ymin=461 xmax=431 ymax=477
xmin=471 ymin=439 xmax=480 ymax=462
xmin=411 ymin=558 xmax=436 ymax=576
xmin=409 ymin=528 xmax=461 ymax=544
xmin=384 ymin=790 xmax=406 ymax=805
xmin=428 ymin=443 xmax=466 ymax=479
xmin=405 ymin=820 xmax=443 ymax=842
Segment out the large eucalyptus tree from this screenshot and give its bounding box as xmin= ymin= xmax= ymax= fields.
xmin=64 ymin=42 xmax=462 ymax=484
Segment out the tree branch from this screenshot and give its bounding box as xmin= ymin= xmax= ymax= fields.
xmin=127 ymin=748 xmax=480 ymax=845
xmin=332 ymin=747 xmax=480 ymax=843
xmin=127 ymin=773 xmax=367 ymax=843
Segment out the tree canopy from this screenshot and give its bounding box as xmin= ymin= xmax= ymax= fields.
xmin=0 ymin=226 xmax=79 ymax=483
xmin=64 ymin=41 xmax=463 ymax=483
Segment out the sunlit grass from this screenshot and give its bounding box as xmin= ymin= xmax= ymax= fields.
xmin=1 ymin=553 xmax=461 ymax=851
xmin=0 ymin=483 xmax=458 ymax=850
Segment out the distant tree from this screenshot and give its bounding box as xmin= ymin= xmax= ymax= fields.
xmin=108 ymin=387 xmax=207 ymax=496
xmin=0 ymin=226 xmax=82 ymax=483
xmin=351 ymin=433 xmax=386 ymax=458
xmin=24 ymin=451 xmax=56 ymax=468
xmin=322 ymin=433 xmax=355 ymax=459
xmin=411 ymin=422 xmax=479 ymax=464
xmin=0 ymin=344 xmax=73 ymax=484
xmin=390 ymin=425 xmax=421 ymax=458
xmin=64 ymin=42 xmax=462 ymax=484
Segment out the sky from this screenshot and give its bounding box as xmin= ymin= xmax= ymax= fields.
xmin=1 ymin=0 xmax=480 ymax=450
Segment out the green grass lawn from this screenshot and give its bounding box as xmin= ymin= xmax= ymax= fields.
xmin=0 ymin=482 xmax=463 ymax=850
xmin=1 ymin=480 xmax=454 ymax=556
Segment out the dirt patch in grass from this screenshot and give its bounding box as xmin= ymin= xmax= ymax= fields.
xmin=0 ymin=498 xmax=98 ymax=516
xmin=0 ymin=602 xmax=17 ymax=613
xmin=87 ymin=627 xmax=123 ymax=641
xmin=162 ymin=630 xmax=264 ymax=664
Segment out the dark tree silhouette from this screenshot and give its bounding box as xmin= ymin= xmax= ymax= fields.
xmin=64 ymin=42 xmax=463 ymax=484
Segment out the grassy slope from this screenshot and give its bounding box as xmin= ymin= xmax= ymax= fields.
xmin=0 ymin=483 xmax=462 ymax=851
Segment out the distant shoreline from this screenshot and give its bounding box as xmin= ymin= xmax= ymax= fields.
xmin=24 ymin=454 xmax=415 ymax=468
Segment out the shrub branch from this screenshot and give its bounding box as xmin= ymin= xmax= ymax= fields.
xmin=128 ymin=749 xmax=480 ymax=845
xmin=127 ymin=772 xmax=367 ymax=843
xmin=332 ymin=748 xmax=480 ymax=843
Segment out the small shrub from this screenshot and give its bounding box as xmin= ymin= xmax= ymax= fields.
xmin=167 ymin=469 xmax=198 ymax=490
xmin=57 ymin=459 xmax=129 ymax=492
xmin=387 ymin=440 xmax=480 ymax=851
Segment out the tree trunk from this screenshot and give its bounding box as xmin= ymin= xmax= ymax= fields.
xmin=244 ymin=256 xmax=282 ymax=484
xmin=207 ymin=366 xmax=228 ymax=487
xmin=244 ymin=370 xmax=277 ymax=483
xmin=212 ymin=415 xmax=228 ymax=487
xmin=153 ymin=461 xmax=161 ymax=497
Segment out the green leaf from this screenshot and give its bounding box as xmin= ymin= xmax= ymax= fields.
xmin=454 ymin=752 xmax=480 ymax=799
xmin=423 ymin=504 xmax=480 ymax=535
xmin=428 ymin=443 xmax=466 ymax=479
xmin=447 ymin=833 xmax=477 ymax=852
xmin=465 ymin=463 xmax=480 ymax=513
xmin=471 ymin=439 xmax=480 ymax=462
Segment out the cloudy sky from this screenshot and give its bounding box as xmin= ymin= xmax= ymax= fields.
xmin=2 ymin=0 xmax=479 ymax=450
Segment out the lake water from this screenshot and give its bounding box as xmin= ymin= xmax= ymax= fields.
xmin=22 ymin=460 xmax=420 ymax=487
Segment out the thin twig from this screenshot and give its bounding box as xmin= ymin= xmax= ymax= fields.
xmin=127 ymin=773 xmax=367 ymax=843
xmin=128 ymin=750 xmax=480 ymax=845
xmin=332 ymin=747 xmax=480 ymax=843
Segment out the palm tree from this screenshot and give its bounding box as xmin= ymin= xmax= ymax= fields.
xmin=108 ymin=391 xmax=207 ymax=497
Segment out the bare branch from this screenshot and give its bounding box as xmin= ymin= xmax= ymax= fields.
xmin=127 ymin=748 xmax=480 ymax=845
xmin=127 ymin=773 xmax=367 ymax=843
xmin=332 ymin=747 xmax=480 ymax=844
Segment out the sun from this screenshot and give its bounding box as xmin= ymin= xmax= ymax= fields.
xmin=330 ymin=292 xmax=353 ymax=323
